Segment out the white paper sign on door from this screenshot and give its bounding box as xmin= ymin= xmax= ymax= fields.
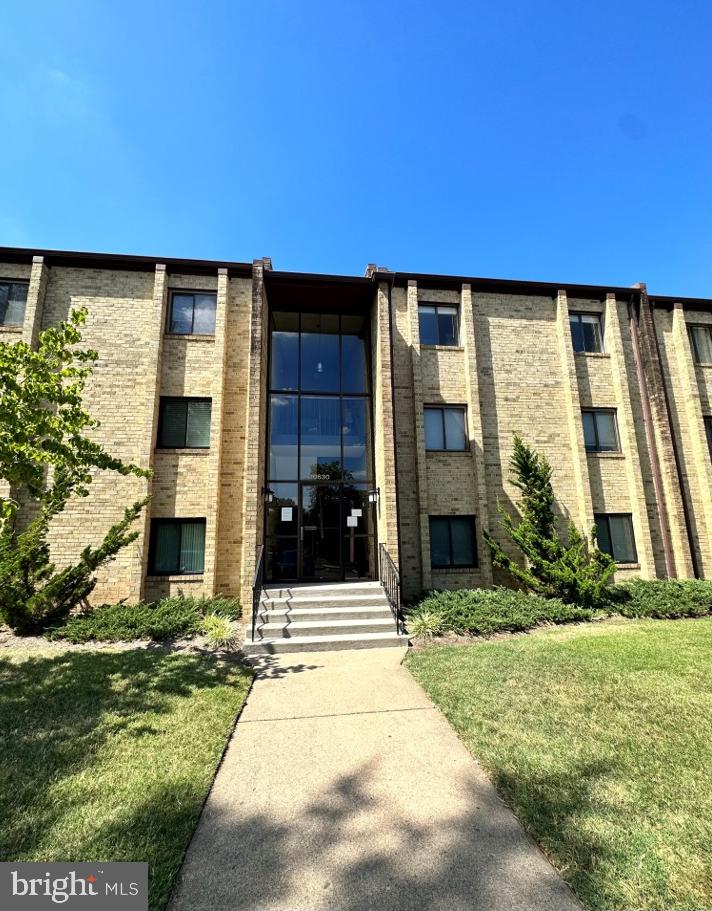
xmin=351 ymin=508 xmax=362 ymax=517
xmin=346 ymin=516 xmax=358 ymax=527
xmin=281 ymin=507 xmax=293 ymax=522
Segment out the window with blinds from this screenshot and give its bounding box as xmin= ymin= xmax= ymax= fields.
xmin=149 ymin=519 xmax=206 ymax=575
xmin=157 ymin=398 xmax=211 ymax=448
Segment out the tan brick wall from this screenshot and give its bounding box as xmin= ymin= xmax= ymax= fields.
xmin=39 ymin=265 xmax=158 ymax=603
xmin=2 ymin=253 xmax=709 ymax=606
xmin=655 ymin=305 xmax=712 ymax=577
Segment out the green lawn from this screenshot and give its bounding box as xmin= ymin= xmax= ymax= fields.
xmin=406 ymin=618 xmax=712 ymax=910
xmin=0 ymin=647 xmax=252 ymax=911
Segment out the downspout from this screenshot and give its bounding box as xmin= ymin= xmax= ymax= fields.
xmin=628 ymin=293 xmax=675 ymax=577
xmin=646 ymin=294 xmax=701 ymax=578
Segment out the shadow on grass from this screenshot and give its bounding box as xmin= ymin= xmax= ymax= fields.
xmin=490 ymin=760 xmax=617 ymax=908
xmin=0 ymin=649 xmax=250 ymax=910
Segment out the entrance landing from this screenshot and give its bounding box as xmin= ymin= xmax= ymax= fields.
xmin=168 ymin=647 xmax=581 ymax=911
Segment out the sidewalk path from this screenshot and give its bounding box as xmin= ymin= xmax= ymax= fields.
xmin=169 ymin=647 xmax=581 ymax=911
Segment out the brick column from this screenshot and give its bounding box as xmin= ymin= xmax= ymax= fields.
xmin=203 ymin=268 xmax=230 ymax=593
xmin=671 ymin=302 xmax=712 ymax=574
xmin=636 ymin=290 xmax=695 ymax=577
xmin=554 ymin=290 xmax=594 ymax=532
xmin=372 ymin=280 xmax=399 ymax=562
xmin=23 ymin=255 xmax=49 ymax=346
xmin=605 ymin=294 xmax=655 ymax=575
xmin=406 ymin=280 xmax=431 ymax=590
xmin=240 ymin=262 xmax=268 ymax=606
xmin=136 ymin=264 xmax=169 ymax=599
xmin=460 ymin=284 xmax=493 ymax=584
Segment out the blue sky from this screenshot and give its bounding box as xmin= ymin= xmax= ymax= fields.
xmin=1 ymin=1 xmax=711 ymax=295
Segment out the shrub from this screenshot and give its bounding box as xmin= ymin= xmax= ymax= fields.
xmin=408 ymin=607 xmax=445 ymax=639
xmin=46 ymin=595 xmax=241 ymax=643
xmin=201 ymin=613 xmax=237 ymax=649
xmin=485 ymin=435 xmax=615 ymax=608
xmin=409 ymin=587 xmax=595 ymax=637
xmin=609 ymin=579 xmax=712 ymax=619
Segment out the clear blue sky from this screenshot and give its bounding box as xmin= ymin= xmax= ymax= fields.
xmin=1 ymin=1 xmax=711 ymax=296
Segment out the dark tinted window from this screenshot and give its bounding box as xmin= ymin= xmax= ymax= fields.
xmin=269 ymin=394 xmax=298 ymax=480
xmin=582 ymin=409 xmax=619 ymax=452
xmin=594 ymin=514 xmax=637 ymax=563
xmin=690 ymin=325 xmax=712 ymax=364
xmin=0 ymin=282 xmax=28 ymax=327
xmin=301 ymin=313 xmax=340 ymax=392
xmin=341 ymin=314 xmax=368 ymax=393
xmin=270 ymin=312 xmax=299 ymax=390
xmin=418 ymin=304 xmax=459 ymax=346
xmin=150 ymin=519 xmax=206 ymax=574
xmin=424 ymin=406 xmax=467 ymax=451
xmin=429 ymin=516 xmax=477 ymax=567
xmin=569 ymin=312 xmax=603 ymax=353
xmin=158 ymin=399 xmax=211 ymax=448
xmin=168 ymin=292 xmax=216 ymax=335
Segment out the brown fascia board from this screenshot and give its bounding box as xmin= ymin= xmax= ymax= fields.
xmin=391 ymin=270 xmax=639 ymax=300
xmin=649 ymin=294 xmax=712 ymax=312
xmin=0 ymin=246 xmax=253 ymax=278
xmin=2 ymin=246 xmax=709 ymax=308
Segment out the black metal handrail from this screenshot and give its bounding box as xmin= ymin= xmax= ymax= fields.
xmin=379 ymin=543 xmax=405 ymax=634
xmin=251 ymin=544 xmax=265 ymax=643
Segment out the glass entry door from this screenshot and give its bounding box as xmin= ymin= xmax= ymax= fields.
xmin=299 ymin=483 xmax=377 ymax=582
xmin=265 ymin=310 xmax=376 ymax=584
xmin=300 ymin=484 xmax=341 ymax=581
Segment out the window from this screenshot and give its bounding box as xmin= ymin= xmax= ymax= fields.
xmin=569 ymin=312 xmax=603 ymax=353
xmin=594 ymin=514 xmax=637 ymax=563
xmin=157 ymin=398 xmax=211 ymax=448
xmin=168 ymin=291 xmax=216 ymax=335
xmin=689 ymin=325 xmax=712 ymax=365
xmin=424 ymin=406 xmax=467 ymax=451
xmin=149 ymin=519 xmax=206 ymax=574
xmin=429 ymin=516 xmax=477 ymax=567
xmin=582 ymin=409 xmax=619 ymax=452
xmin=0 ymin=281 xmax=28 ymax=327
xmin=705 ymin=417 xmax=712 ymax=460
xmin=418 ymin=304 xmax=459 ymax=346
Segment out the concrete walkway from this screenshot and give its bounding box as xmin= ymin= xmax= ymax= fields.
xmin=169 ymin=648 xmax=581 ymax=911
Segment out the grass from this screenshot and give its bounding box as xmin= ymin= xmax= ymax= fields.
xmin=406 ymin=617 xmax=712 ymax=910
xmin=0 ymin=646 xmax=252 ymax=910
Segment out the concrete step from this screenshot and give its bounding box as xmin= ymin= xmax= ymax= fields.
xmin=257 ymin=605 xmax=395 ymax=623
xmin=243 ymin=630 xmax=409 ymax=655
xmin=261 ymin=592 xmax=390 ymax=610
xmin=254 ymin=617 xmax=398 ymax=639
xmin=262 ymin=581 xmax=383 ymax=599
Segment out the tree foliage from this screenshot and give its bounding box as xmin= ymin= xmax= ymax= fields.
xmin=0 ymin=308 xmax=150 ymax=632
xmin=484 ymin=435 xmax=615 ymax=608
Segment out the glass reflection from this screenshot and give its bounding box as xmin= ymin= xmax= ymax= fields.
xmin=300 ymin=396 xmax=341 ymax=479
xmin=269 ymin=394 xmax=298 ymax=480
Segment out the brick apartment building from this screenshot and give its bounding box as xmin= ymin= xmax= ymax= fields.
xmin=1 ymin=247 xmax=711 ymax=631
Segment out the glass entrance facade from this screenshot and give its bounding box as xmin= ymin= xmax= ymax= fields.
xmin=265 ymin=312 xmax=376 ymax=582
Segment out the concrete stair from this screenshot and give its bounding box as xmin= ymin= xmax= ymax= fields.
xmin=243 ymin=581 xmax=409 ymax=655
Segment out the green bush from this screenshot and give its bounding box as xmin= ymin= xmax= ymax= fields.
xmin=46 ymin=595 xmax=241 ymax=643
xmin=609 ymin=579 xmax=712 ymax=619
xmin=407 ymin=587 xmax=595 ymax=637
